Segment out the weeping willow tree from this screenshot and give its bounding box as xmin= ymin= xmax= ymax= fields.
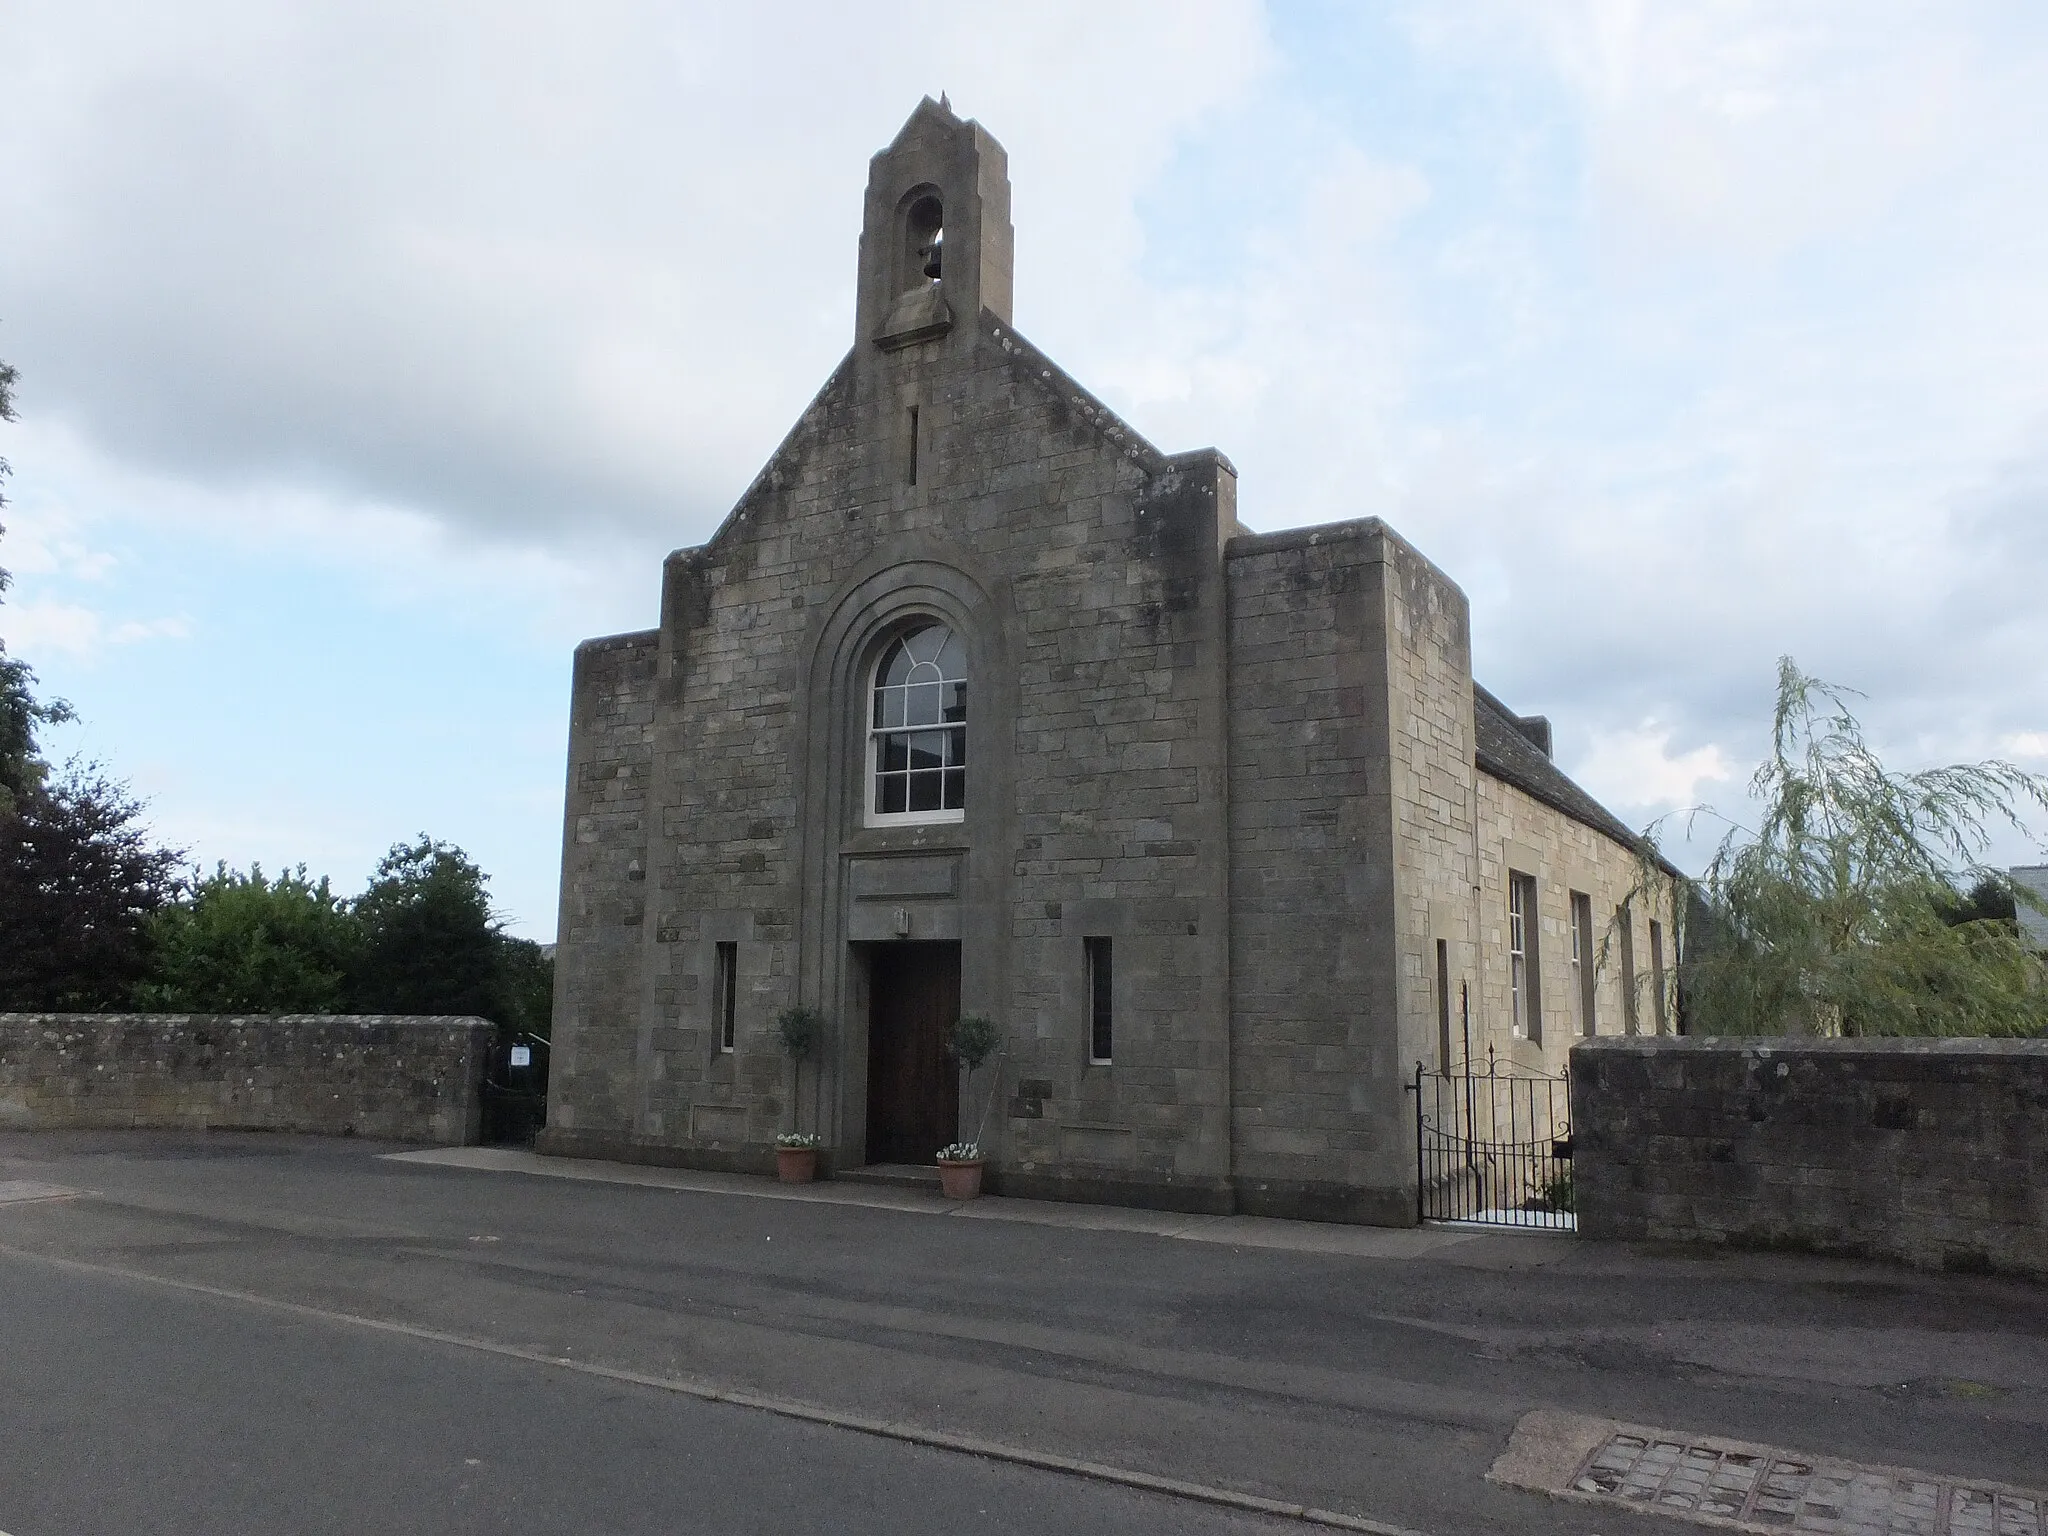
xmin=1654 ymin=659 xmax=2048 ymax=1038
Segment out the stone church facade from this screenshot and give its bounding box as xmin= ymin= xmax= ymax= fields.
xmin=541 ymin=100 xmax=1674 ymax=1224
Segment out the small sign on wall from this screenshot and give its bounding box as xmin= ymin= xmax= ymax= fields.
xmin=508 ymin=1045 xmax=532 ymax=1068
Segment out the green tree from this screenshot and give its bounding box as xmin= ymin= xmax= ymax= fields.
xmin=946 ymin=1012 xmax=1004 ymax=1155
xmin=0 ymin=352 xmax=14 ymax=535
xmin=348 ymin=835 xmax=507 ymax=1019
xmin=0 ymin=354 xmax=13 ymax=493
xmin=0 ymin=765 xmax=182 ymax=1010
xmin=0 ymin=351 xmax=75 ymax=809
xmin=137 ymin=863 xmax=359 ymax=1013
xmin=1935 ymin=875 xmax=2018 ymax=928
xmin=497 ymin=934 xmax=555 ymax=1041
xmin=775 ymin=1005 xmax=826 ymax=1131
xmin=0 ymin=652 xmax=70 ymax=808
xmin=1662 ymin=659 xmax=2048 ymax=1037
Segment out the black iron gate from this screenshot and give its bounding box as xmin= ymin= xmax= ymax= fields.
xmin=1414 ymin=1050 xmax=1573 ymax=1229
xmin=479 ymin=1033 xmax=550 ymax=1146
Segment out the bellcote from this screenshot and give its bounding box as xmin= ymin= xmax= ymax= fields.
xmin=856 ymin=98 xmax=1014 ymax=352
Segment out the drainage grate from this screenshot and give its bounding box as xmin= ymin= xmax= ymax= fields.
xmin=1575 ymin=1430 xmax=2043 ymax=1536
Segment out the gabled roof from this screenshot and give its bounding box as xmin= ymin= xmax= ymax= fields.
xmin=1473 ymin=683 xmax=1647 ymax=853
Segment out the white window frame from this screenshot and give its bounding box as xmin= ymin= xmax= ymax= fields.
xmin=863 ymin=619 xmax=966 ymax=829
xmin=1508 ymin=871 xmax=1540 ymax=1044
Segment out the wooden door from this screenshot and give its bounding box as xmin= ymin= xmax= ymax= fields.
xmin=865 ymin=942 xmax=960 ymax=1164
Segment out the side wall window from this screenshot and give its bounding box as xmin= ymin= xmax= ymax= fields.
xmin=1570 ymin=891 xmax=1596 ymax=1037
xmin=1509 ymin=871 xmax=1542 ymax=1045
xmin=1617 ymin=900 xmax=1639 ymax=1035
xmin=1649 ymin=919 xmax=1670 ymax=1035
xmin=1085 ymin=937 xmax=1113 ymax=1064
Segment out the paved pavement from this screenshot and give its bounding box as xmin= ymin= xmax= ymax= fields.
xmin=0 ymin=1130 xmax=2043 ymax=1536
xmin=389 ymin=1144 xmax=1499 ymax=1257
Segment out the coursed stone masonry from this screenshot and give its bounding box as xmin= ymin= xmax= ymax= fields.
xmin=543 ymin=98 xmax=1671 ymax=1223
xmin=0 ymin=1014 xmax=493 ymax=1145
xmin=1572 ymin=1036 xmax=2048 ymax=1277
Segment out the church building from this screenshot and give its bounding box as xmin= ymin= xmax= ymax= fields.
xmin=541 ymin=100 xmax=1673 ymax=1224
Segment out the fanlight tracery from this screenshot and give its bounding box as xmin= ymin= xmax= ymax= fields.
xmin=869 ymin=622 xmax=966 ymax=818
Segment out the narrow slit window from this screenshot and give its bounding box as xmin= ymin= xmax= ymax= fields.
xmin=1435 ymin=939 xmax=1452 ymax=1069
xmin=906 ymin=404 xmax=919 ymax=486
xmin=1085 ymin=937 xmax=1113 ymax=1064
xmin=1649 ymin=919 xmax=1670 ymax=1035
xmin=1617 ymin=901 xmax=1639 ymax=1035
xmin=715 ymin=941 xmax=737 ymax=1053
xmin=1571 ymin=891 xmax=1596 ymax=1037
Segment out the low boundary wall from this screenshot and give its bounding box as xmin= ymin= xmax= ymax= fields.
xmin=0 ymin=1014 xmax=494 ymax=1145
xmin=1572 ymin=1036 xmax=2048 ymax=1278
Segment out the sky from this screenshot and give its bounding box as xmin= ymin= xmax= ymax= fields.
xmin=3 ymin=0 xmax=2046 ymax=939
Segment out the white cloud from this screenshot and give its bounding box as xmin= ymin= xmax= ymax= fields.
xmin=1573 ymin=723 xmax=1736 ymax=819
xmin=4 ymin=600 xmax=188 ymax=660
xmin=0 ymin=0 xmax=1271 ymax=544
xmin=1070 ymin=140 xmax=1431 ymax=532
xmin=1304 ymin=4 xmax=2048 ymax=786
xmin=6 ymin=415 xmax=649 ymax=648
xmin=2005 ymin=732 xmax=2048 ymax=763
xmin=1459 ymin=0 xmax=1981 ymax=259
xmin=3 ymin=602 xmax=100 ymax=657
xmin=0 ymin=495 xmax=116 ymax=582
xmin=107 ymin=617 xmax=192 ymax=645
xmin=3 ymin=0 xmax=2047 ymax=915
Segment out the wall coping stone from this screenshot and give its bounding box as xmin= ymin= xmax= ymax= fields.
xmin=572 ymin=630 xmax=659 ymax=657
xmin=1224 ymin=518 xmax=1392 ymax=561
xmin=1575 ymin=1036 xmax=2048 ymax=1062
xmin=1 ymin=1013 xmax=495 ymax=1028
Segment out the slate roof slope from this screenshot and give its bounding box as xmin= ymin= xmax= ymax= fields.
xmin=1473 ymin=683 xmax=1645 ymax=852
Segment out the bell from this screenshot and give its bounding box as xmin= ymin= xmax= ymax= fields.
xmin=921 ymin=231 xmax=943 ymax=281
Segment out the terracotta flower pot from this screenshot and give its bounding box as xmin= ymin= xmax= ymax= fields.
xmin=937 ymin=1158 xmax=984 ymax=1200
xmin=776 ymin=1146 xmax=819 ymax=1184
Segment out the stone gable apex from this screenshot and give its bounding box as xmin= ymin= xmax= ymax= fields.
xmin=671 ymin=309 xmax=1237 ymax=573
xmin=661 ymin=101 xmax=1235 ymax=574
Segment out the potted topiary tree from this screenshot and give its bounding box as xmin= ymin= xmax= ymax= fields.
xmin=774 ymin=1005 xmax=826 ymax=1183
xmin=936 ymin=1012 xmax=1002 ymax=1199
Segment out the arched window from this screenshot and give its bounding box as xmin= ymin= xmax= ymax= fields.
xmin=868 ymin=621 xmax=965 ymax=822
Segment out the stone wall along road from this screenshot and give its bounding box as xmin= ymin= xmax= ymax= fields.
xmin=0 ymin=1014 xmax=493 ymax=1145
xmin=1572 ymin=1035 xmax=2048 ymax=1278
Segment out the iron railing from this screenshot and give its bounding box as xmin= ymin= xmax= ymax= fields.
xmin=1414 ymin=1049 xmax=1573 ymax=1229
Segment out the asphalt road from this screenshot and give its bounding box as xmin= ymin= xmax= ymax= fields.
xmin=0 ymin=1249 xmax=1301 ymax=1536
xmin=0 ymin=1131 xmax=2043 ymax=1536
